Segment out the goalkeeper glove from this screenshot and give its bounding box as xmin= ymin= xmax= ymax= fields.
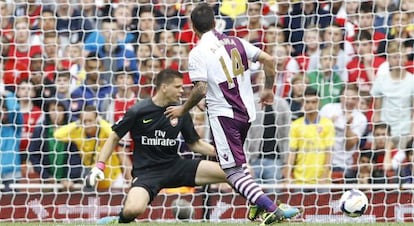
xmin=85 ymin=161 xmax=105 ymax=188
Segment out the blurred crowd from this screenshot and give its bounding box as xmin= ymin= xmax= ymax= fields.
xmin=0 ymin=0 xmax=414 ymax=193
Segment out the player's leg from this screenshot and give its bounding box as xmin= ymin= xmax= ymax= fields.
xmin=194 ymin=160 xmax=227 ymax=185
xmin=210 ymin=116 xmax=300 ymax=224
xmin=120 ymin=187 xmax=151 ymax=222
xmin=97 ymin=186 xmax=150 ymax=224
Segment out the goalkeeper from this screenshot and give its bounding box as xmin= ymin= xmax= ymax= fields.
xmin=85 ymin=69 xmax=227 ymax=224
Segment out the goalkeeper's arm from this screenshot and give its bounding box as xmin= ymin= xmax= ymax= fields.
xmin=85 ymin=132 xmax=120 ymax=187
xmin=97 ymin=132 xmax=121 ymax=163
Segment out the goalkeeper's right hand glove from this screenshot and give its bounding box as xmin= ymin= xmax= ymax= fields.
xmin=85 ymin=161 xmax=105 ymax=188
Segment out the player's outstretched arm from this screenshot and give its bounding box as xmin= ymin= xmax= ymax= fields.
xmin=256 ymin=51 xmax=276 ymax=106
xmin=187 ymin=140 xmax=217 ymax=157
xmin=85 ymin=132 xmax=120 ymax=187
xmin=165 ymin=81 xmax=207 ymax=118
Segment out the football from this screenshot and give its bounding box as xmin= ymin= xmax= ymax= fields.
xmin=339 ymin=189 xmax=369 ymax=217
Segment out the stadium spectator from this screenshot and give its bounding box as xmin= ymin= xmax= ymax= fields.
xmin=55 ymin=105 xmax=124 ymax=190
xmin=165 ymin=4 xmax=300 ymax=224
xmin=286 ymin=73 xmax=309 ymax=121
xmin=246 ymin=72 xmax=291 ymax=194
xmin=3 ymin=17 xmax=42 ymax=91
xmin=319 ymin=84 xmax=367 ymax=179
xmin=373 ymin=0 xmax=396 ymax=35
xmin=65 ymin=42 xmax=86 ymax=91
xmin=31 ymin=8 xmax=57 ymax=46
xmin=263 ymin=23 xmax=286 ymax=55
xmin=0 ymin=0 xmax=13 ymax=57
xmin=272 ymin=44 xmax=299 ymax=98
xmin=361 ymin=122 xmax=398 ymax=183
xmin=95 ymin=19 xmax=138 ymax=84
xmin=55 ymin=0 xmax=93 ymax=45
xmin=112 ymin=4 xmax=138 ymax=46
xmin=377 ymin=10 xmax=414 ymax=57
xmin=28 ymin=53 xmax=56 ymax=109
xmin=137 ymin=58 xmax=162 ymax=100
xmin=175 ymin=2 xmax=198 ymax=48
xmin=231 ymin=0 xmax=270 ymax=48
xmin=295 ymin=26 xmax=320 ymax=72
xmin=353 ymin=122 xmax=398 ymax=183
xmin=14 ymin=0 xmax=42 ymax=29
xmin=334 ymin=0 xmax=360 ymax=40
xmin=166 ymin=44 xmax=192 ymax=98
xmin=79 ymin=0 xmax=102 ymax=31
xmin=0 ymin=91 xmax=23 ymax=192
xmin=88 ymin=69 xmax=228 ymax=224
xmin=54 ymin=71 xmax=72 ymax=109
xmin=307 ymin=47 xmax=344 ymax=108
xmin=28 ymin=100 xmax=82 ymax=191
xmin=70 ymin=54 xmax=113 ymax=120
xmin=15 ymin=80 xmax=42 ymax=158
xmin=347 ymin=30 xmax=388 ymax=93
xmin=344 ymin=151 xmax=386 ymax=184
xmin=284 ymin=87 xmax=335 ymax=191
xmin=136 ymin=5 xmax=162 ymax=57
xmin=352 ymin=2 xmax=386 ymax=49
xmin=283 ymin=0 xmax=332 ymax=56
xmin=396 ymin=138 xmax=414 ymax=184
xmin=155 ymin=29 xmax=177 ymax=58
xmin=42 ymin=32 xmax=71 ymax=81
xmin=371 ymin=41 xmax=414 ymax=149
xmin=153 ymin=0 xmax=182 ymax=30
xmin=205 ymin=0 xmax=235 ymax=34
xmin=309 ymin=24 xmax=354 ymax=82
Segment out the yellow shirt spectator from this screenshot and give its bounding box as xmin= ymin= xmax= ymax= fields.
xmin=289 ymin=117 xmax=335 ymax=184
xmin=54 ymin=115 xmax=122 ymax=190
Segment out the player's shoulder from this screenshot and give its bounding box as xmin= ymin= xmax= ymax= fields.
xmin=128 ymin=99 xmax=154 ymax=113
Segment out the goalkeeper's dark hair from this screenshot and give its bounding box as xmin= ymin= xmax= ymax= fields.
xmin=155 ymin=69 xmax=183 ymax=90
xmin=191 ymin=3 xmax=215 ymax=34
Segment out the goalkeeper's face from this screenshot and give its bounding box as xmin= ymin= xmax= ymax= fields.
xmin=160 ymin=77 xmax=184 ymax=104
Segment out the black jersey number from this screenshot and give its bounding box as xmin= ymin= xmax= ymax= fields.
xmin=219 ymin=48 xmax=245 ymax=89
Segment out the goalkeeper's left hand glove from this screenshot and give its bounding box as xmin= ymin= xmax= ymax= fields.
xmin=85 ymin=161 xmax=105 ymax=188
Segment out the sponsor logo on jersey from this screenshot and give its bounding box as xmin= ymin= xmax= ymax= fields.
xmin=170 ymin=117 xmax=178 ymax=127
xmin=143 ymin=118 xmax=153 ymax=124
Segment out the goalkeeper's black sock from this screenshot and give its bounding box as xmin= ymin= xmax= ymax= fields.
xmin=118 ymin=211 xmax=136 ymax=223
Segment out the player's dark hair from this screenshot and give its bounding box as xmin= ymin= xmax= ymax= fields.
xmin=191 ymin=3 xmax=215 ymax=34
xmin=155 ymin=69 xmax=183 ymax=89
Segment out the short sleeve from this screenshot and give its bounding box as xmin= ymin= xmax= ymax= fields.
xmin=112 ymin=105 xmax=138 ymax=139
xmin=188 ymin=49 xmax=208 ymax=82
xmin=239 ymin=38 xmax=261 ymax=62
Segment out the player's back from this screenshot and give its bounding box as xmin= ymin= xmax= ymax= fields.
xmin=189 ymin=30 xmax=261 ymax=123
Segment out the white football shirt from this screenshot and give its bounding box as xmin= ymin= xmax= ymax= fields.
xmin=188 ymin=30 xmax=261 ymax=122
